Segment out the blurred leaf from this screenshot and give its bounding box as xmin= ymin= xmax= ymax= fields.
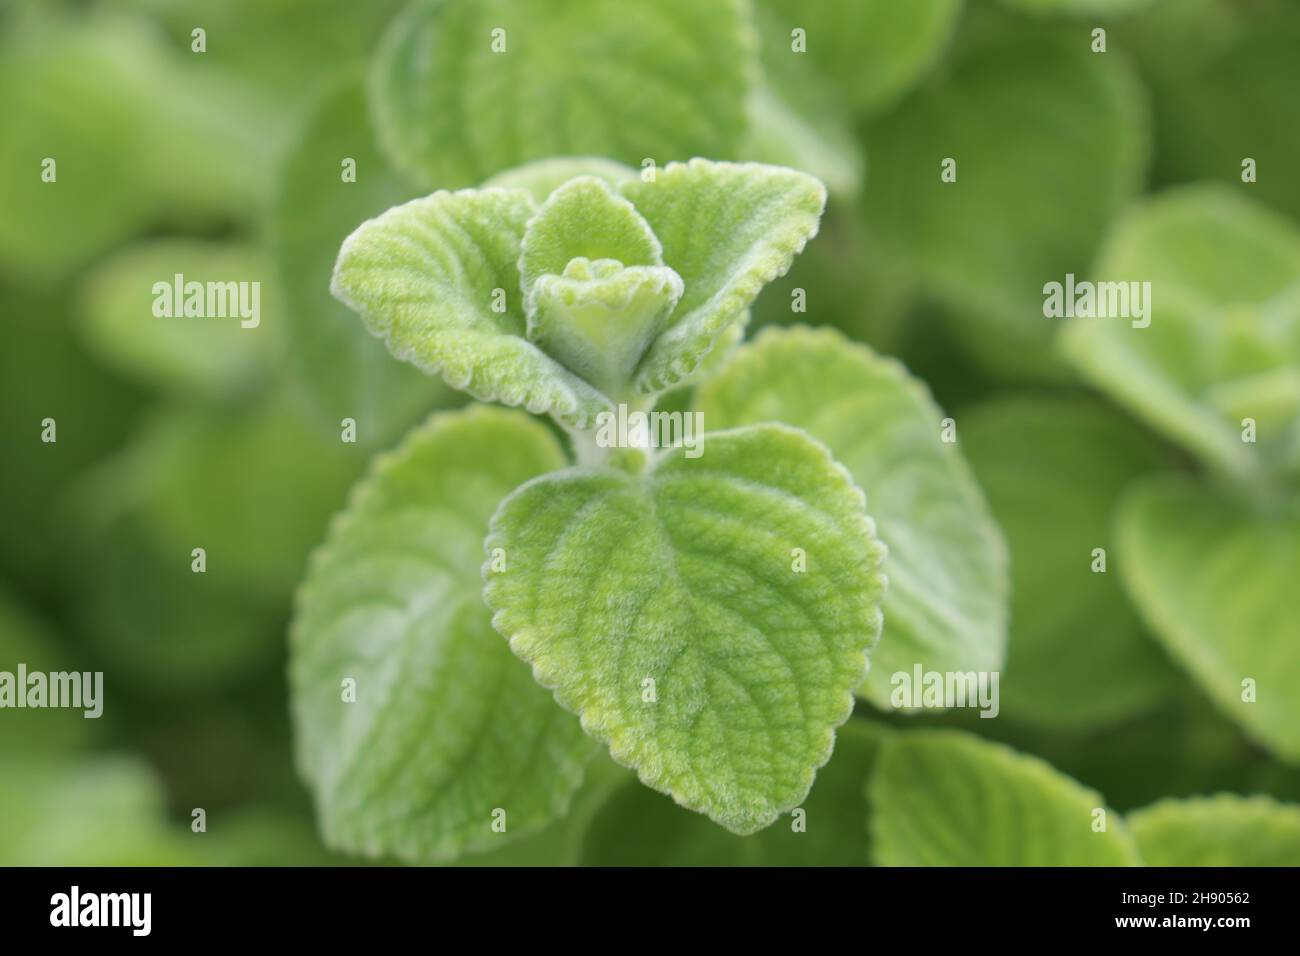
xmin=291 ymin=407 xmax=596 ymax=862
xmin=273 ymin=80 xmax=450 ymax=448
xmin=999 ymin=0 xmax=1154 ymax=17
xmin=133 ymin=394 xmax=363 ymax=600
xmin=870 ymin=730 xmax=1142 ymax=865
xmin=1125 ymin=0 xmax=1300 ymax=222
xmin=75 ymin=239 xmax=282 ymax=399
xmin=0 ymin=591 xmax=95 ymax=756
xmin=1061 ymin=185 xmax=1300 ymax=485
xmin=1128 ymin=794 xmax=1300 ymax=866
xmin=962 ymin=396 xmax=1181 ymax=729
xmin=758 ymin=0 xmax=962 ymax=116
xmin=861 ymin=21 xmax=1147 ymax=378
xmin=485 ymin=424 xmax=887 ymax=835
xmin=579 ymin=720 xmax=887 ymax=865
xmin=370 ymin=0 xmax=756 ymax=189
xmin=697 ymin=327 xmax=1008 ymax=709
xmin=0 ymin=12 xmax=265 ymax=285
xmin=1116 ymin=475 xmax=1300 ymax=762
xmin=0 ymin=756 xmax=193 ymax=866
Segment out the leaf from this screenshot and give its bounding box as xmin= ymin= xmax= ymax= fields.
xmin=620 ymin=160 xmax=827 ymax=393
xmin=483 ymin=157 xmax=637 ymax=204
xmin=579 ymin=720 xmax=889 ymax=865
xmin=273 ymin=80 xmax=449 ymax=448
xmin=74 ymin=239 xmax=282 ymax=399
xmin=961 ymin=397 xmax=1181 ymax=730
xmin=331 ymin=183 xmax=612 ymax=428
xmin=861 ymin=22 xmax=1147 ymax=378
xmin=484 ymin=423 xmax=887 ymax=834
xmin=696 ymin=327 xmax=1008 ymax=709
xmin=1128 ymin=794 xmax=1300 ymax=866
xmin=370 ymin=0 xmax=756 ymax=189
xmin=291 ymin=407 xmax=597 ymax=862
xmin=1116 ymin=475 xmax=1300 ymax=761
xmin=758 ymin=0 xmax=963 ymax=116
xmin=1060 ymin=185 xmax=1300 ymax=484
xmin=870 ymin=731 xmax=1143 ymax=866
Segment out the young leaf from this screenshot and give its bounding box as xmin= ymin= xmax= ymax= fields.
xmin=273 ymin=81 xmax=449 ymax=447
xmin=1127 ymin=794 xmax=1300 ymax=867
xmin=75 ymin=239 xmax=281 ymax=399
xmin=291 ymin=407 xmax=597 ymax=862
xmin=370 ymin=0 xmax=756 ymax=189
xmin=620 ymin=160 xmax=827 ymax=393
xmin=483 ymin=157 xmax=637 ymax=204
xmin=962 ymin=397 xmax=1181 ymax=730
xmin=870 ymin=731 xmax=1143 ymax=866
xmin=1116 ymin=475 xmax=1300 ymax=761
xmin=861 ymin=23 xmax=1147 ymax=378
xmin=758 ymin=0 xmax=963 ymax=116
xmin=484 ymin=424 xmax=887 ymax=834
xmin=331 ymin=185 xmax=612 ymax=428
xmin=1060 ymin=185 xmax=1300 ymax=484
xmin=696 ymin=327 xmax=1008 ymax=709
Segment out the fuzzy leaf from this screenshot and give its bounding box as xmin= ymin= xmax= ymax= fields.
xmin=862 ymin=23 xmax=1147 ymax=377
xmin=484 ymin=424 xmax=887 ymax=834
xmin=1128 ymin=795 xmax=1300 ymax=867
xmin=620 ymin=160 xmax=827 ymax=393
xmin=371 ymin=0 xmax=756 ymax=189
xmin=1060 ymin=185 xmax=1300 ymax=484
xmin=1116 ymin=475 xmax=1300 ymax=761
xmin=331 ymin=185 xmax=611 ymax=428
xmin=484 ymin=158 xmax=637 ymax=205
xmin=697 ymin=327 xmax=1008 ymax=709
xmin=870 ymin=731 xmax=1142 ymax=866
xmin=962 ymin=397 xmax=1181 ymax=729
xmin=291 ymin=407 xmax=596 ymax=862
xmin=273 ymin=81 xmax=448 ymax=446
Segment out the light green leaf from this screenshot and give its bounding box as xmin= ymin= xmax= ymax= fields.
xmin=1060 ymin=185 xmax=1300 ymax=484
xmin=483 ymin=157 xmax=637 ymax=205
xmin=579 ymin=720 xmax=889 ymax=865
xmin=870 ymin=731 xmax=1142 ymax=866
xmin=621 ymin=160 xmax=827 ymax=394
xmin=332 ymin=184 xmax=612 ymax=428
xmin=1128 ymin=794 xmax=1300 ymax=867
xmin=1116 ymin=475 xmax=1300 ymax=761
xmin=370 ymin=0 xmax=756 ymax=189
xmin=962 ymin=397 xmax=1181 ymax=730
xmin=697 ymin=327 xmax=1008 ymax=709
xmin=861 ymin=24 xmax=1147 ymax=377
xmin=484 ymin=423 xmax=887 ymax=834
xmin=759 ymin=0 xmax=963 ymax=116
xmin=291 ymin=407 xmax=597 ymax=862
xmin=273 ymin=81 xmax=449 ymax=448
xmin=75 ymin=239 xmax=281 ymax=399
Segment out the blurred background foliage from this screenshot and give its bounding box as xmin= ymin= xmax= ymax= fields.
xmin=1 ymin=0 xmax=1297 ymax=865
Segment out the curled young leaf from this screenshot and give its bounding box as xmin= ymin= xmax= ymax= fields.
xmin=484 ymin=424 xmax=887 ymax=834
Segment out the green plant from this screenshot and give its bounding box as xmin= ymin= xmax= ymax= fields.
xmin=288 ymin=157 xmax=1007 ymax=858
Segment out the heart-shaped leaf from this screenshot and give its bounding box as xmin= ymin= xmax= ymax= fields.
xmin=484 ymin=423 xmax=887 ymax=834
xmin=697 ymin=326 xmax=1008 ymax=709
xmin=291 ymin=407 xmax=597 ymax=861
xmin=870 ymin=730 xmax=1143 ymax=866
xmin=1116 ymin=475 xmax=1300 ymax=761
